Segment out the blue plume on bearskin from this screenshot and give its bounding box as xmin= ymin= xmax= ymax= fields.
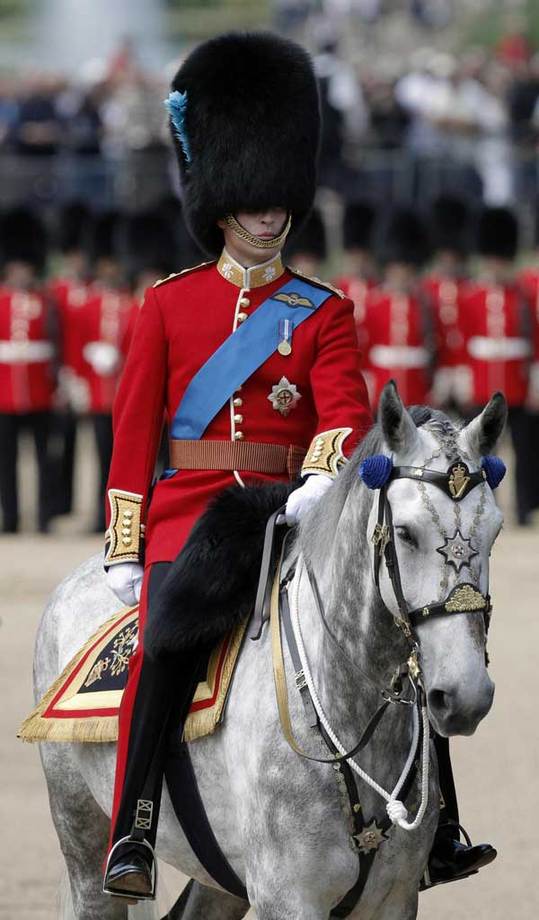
xmin=359 ymin=455 xmax=393 ymax=489
xmin=481 ymin=455 xmax=506 ymax=489
xmin=164 ymin=90 xmax=192 ymax=164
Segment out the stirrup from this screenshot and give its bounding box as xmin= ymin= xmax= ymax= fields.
xmin=103 ymin=835 xmax=157 ymax=901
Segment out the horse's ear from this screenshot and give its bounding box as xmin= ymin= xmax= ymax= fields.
xmin=379 ymin=380 xmax=419 ymax=455
xmin=460 ymin=392 xmax=507 ymax=457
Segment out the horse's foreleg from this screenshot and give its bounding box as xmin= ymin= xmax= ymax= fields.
xmin=40 ymin=744 xmax=126 ymax=920
xmin=165 ymin=879 xmax=249 ymax=920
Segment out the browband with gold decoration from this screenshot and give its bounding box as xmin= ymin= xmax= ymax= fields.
xmin=301 ymin=428 xmax=352 ymax=478
xmin=105 ymin=489 xmax=144 ymax=565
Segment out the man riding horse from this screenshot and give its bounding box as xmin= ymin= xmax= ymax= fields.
xmin=101 ymin=31 xmax=495 ymax=903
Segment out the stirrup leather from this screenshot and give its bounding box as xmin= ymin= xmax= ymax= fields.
xmin=103 ymin=835 xmax=157 ymax=900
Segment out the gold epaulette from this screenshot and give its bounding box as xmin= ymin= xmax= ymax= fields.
xmin=104 ymin=489 xmax=144 ymax=565
xmin=287 ymin=266 xmax=345 ymax=299
xmin=153 ymin=260 xmax=215 ymax=288
xmin=301 ymin=428 xmax=353 ymax=478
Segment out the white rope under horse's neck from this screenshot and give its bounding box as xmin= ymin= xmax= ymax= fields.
xmin=290 ymin=556 xmax=431 ymax=832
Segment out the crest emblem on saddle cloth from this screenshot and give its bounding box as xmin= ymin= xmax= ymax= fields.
xmin=268 ymin=377 xmax=302 ymax=416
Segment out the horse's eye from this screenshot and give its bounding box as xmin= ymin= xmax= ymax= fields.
xmin=396 ymin=525 xmax=417 ymax=548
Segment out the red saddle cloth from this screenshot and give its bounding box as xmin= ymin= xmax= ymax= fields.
xmin=19 ymin=606 xmax=246 ymax=744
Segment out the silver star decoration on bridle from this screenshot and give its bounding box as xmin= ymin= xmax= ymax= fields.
xmin=353 ymin=821 xmax=388 ymax=854
xmin=436 ymin=529 xmax=479 ymax=573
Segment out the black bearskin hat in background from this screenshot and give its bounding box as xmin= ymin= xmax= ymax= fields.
xmin=430 ymin=194 xmax=470 ymax=256
xmin=378 ymin=208 xmax=430 ymax=268
xmin=1 ymin=207 xmax=48 ymax=274
xmin=285 ymin=208 xmax=326 ymax=262
xmin=343 ymin=201 xmax=376 ymax=251
xmin=56 ymin=201 xmax=92 ymax=255
xmin=476 ymin=206 xmax=518 ymax=260
xmin=125 ymin=208 xmax=175 ymax=279
xmin=87 ymin=211 xmax=124 ymax=265
xmin=168 ymin=31 xmax=320 ymax=255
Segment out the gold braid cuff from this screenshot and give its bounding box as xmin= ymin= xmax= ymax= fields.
xmin=301 ymin=428 xmax=353 ymax=478
xmin=224 ymin=213 xmax=292 ymax=250
xmin=104 ymin=489 xmax=144 ymax=565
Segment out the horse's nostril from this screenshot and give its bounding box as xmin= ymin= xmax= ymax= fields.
xmin=428 ymin=688 xmax=449 ymax=714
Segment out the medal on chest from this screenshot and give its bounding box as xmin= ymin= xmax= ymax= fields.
xmin=268 ymin=376 xmax=302 ymax=416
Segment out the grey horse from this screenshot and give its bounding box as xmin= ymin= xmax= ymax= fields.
xmin=33 ymin=385 xmax=505 ymax=919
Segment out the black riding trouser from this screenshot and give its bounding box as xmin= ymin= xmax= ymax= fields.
xmin=111 ymin=563 xmax=205 ymax=850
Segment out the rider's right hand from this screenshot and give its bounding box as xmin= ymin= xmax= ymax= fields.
xmin=105 ymin=562 xmax=144 ymax=608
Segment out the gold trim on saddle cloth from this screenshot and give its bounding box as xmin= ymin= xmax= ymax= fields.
xmin=18 ymin=607 xmax=247 ymax=745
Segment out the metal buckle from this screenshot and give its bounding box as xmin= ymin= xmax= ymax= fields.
xmin=372 ymin=523 xmax=391 ymax=556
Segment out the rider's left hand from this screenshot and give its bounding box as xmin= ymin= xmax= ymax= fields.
xmin=284 ymin=474 xmax=332 ymax=525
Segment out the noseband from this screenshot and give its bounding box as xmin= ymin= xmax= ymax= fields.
xmin=361 ymin=456 xmax=505 ymax=644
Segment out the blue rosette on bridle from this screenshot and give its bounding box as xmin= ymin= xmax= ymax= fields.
xmin=359 ymin=455 xmax=393 ymax=490
xmin=481 ymin=455 xmax=506 ymax=489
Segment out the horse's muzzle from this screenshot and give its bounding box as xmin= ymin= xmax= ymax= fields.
xmin=427 ymin=677 xmax=495 ymax=737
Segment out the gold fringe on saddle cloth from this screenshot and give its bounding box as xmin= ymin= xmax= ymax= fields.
xmin=18 ymin=605 xmax=247 ymax=745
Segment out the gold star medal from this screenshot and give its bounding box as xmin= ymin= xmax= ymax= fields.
xmin=268 ymin=377 xmax=302 ymax=417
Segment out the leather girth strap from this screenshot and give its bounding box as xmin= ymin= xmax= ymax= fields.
xmin=164 ymin=743 xmax=248 ymax=901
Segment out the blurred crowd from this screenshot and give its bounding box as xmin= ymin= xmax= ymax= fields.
xmin=1 ymin=192 xmax=539 ymax=538
xmin=1 ymin=32 xmax=539 ymax=213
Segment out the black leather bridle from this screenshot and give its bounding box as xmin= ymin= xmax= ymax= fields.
xmin=371 ymin=460 xmax=493 ymax=642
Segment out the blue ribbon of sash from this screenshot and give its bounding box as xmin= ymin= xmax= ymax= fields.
xmin=170 ymin=278 xmax=332 ymax=440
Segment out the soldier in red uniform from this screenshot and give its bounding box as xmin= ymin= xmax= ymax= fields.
xmin=77 ymin=212 xmax=138 ymax=532
xmin=102 ymin=31 xmax=372 ymax=901
xmin=461 ymin=207 xmax=535 ymax=525
xmin=0 ymin=208 xmax=56 ymax=533
xmin=517 ymin=239 xmax=539 ymax=513
xmin=333 ymin=200 xmax=378 ymax=329
xmin=421 ymin=195 xmax=472 ymax=411
xmin=360 ymin=209 xmax=434 ymax=410
xmin=48 ymin=202 xmax=93 ymax=516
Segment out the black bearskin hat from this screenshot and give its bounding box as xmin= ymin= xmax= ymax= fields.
xmin=87 ymin=211 xmax=124 ymax=265
xmin=430 ymin=194 xmax=470 ymax=256
xmin=125 ymin=208 xmax=175 ymax=278
xmin=285 ymin=208 xmax=326 ymax=261
xmin=379 ymin=209 xmax=430 ymax=268
xmin=477 ymin=206 xmax=518 ymax=260
xmin=57 ymin=201 xmax=92 ymax=254
xmin=168 ymin=31 xmax=320 ymax=255
xmin=1 ymin=207 xmax=48 ymax=273
xmin=343 ymin=201 xmax=376 ymax=251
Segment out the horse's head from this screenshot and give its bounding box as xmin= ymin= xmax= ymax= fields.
xmin=366 ymin=382 xmax=506 ymax=738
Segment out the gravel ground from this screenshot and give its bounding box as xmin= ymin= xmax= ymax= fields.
xmin=2 ymin=428 xmax=538 ymax=919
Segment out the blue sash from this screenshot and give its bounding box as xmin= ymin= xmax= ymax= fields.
xmin=170 ymin=278 xmax=333 ymax=440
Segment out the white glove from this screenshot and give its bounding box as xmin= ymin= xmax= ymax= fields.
xmin=106 ymin=562 xmax=144 ymax=607
xmin=284 ymin=474 xmax=333 ymax=525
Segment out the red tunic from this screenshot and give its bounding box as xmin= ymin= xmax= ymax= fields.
xmin=360 ymin=285 xmax=433 ymax=410
xmin=47 ymin=277 xmax=91 ymax=376
xmin=0 ymin=285 xmax=56 ymax=413
xmin=105 ymin=255 xmax=372 ymax=566
xmin=77 ymin=287 xmax=138 ymax=413
xmin=421 ymin=274 xmax=468 ymax=369
xmin=460 ymin=281 xmax=532 ymax=406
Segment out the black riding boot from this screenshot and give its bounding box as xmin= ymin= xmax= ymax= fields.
xmin=103 ymin=646 xmax=205 ymax=900
xmin=104 ymin=563 xmax=208 ymax=901
xmin=421 ymin=736 xmax=497 ymax=890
